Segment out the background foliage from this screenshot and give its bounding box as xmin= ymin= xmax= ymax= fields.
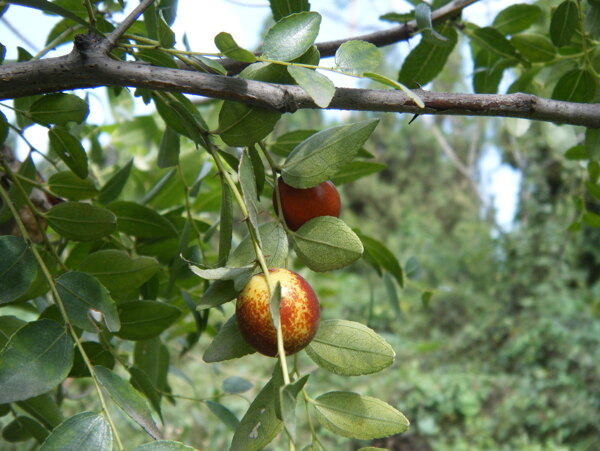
xmin=1 ymin=0 xmax=599 ymax=450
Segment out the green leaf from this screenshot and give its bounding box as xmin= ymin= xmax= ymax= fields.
xmin=269 ymin=0 xmax=310 ymax=21
xmin=40 ymin=412 xmax=112 ymax=451
xmin=471 ymin=26 xmax=519 ymax=60
xmin=191 ymin=265 xmax=254 ymax=281
xmin=157 ymin=127 xmax=180 ymax=168
xmin=48 ymin=171 xmax=98 ymax=200
xmin=357 ymin=232 xmax=405 ymax=288
xmin=218 ymin=182 xmax=233 ymax=266
xmin=152 ymin=93 xmax=206 ymax=144
xmin=270 ymin=129 xmax=317 ymax=157
xmin=262 ymin=12 xmax=321 ymax=61
xmin=551 ymin=69 xmax=596 ymax=103
xmin=158 ymin=0 xmax=178 ymax=26
xmin=306 ymin=319 xmax=395 ymax=376
xmin=214 ymin=32 xmax=257 ymax=63
xmin=48 ymin=128 xmax=88 ymax=178
xmin=294 ymin=217 xmax=364 ymax=272
xmin=134 ymin=338 xmax=170 ymax=395
xmin=56 ymin=271 xmax=119 ymax=332
xmin=158 ymin=16 xmax=175 ymax=47
xmin=78 ymin=249 xmax=159 ymax=296
xmin=94 ymin=365 xmax=161 ymax=439
xmin=2 ymin=416 xmax=48 ymax=443
xmin=0 ymin=110 xmax=9 ymax=145
xmin=511 ymin=34 xmax=556 ymax=62
xmin=0 ymin=236 xmax=37 ymax=304
xmin=0 ymin=319 xmax=73 ymax=404
xmin=134 ymin=441 xmax=196 ymax=450
xmin=282 ymin=119 xmax=379 ymax=188
xmin=16 ymin=393 xmax=63 ymax=429
xmin=98 ymin=159 xmax=133 ymax=204
xmin=218 ymin=101 xmax=281 ymax=147
xmin=312 ymin=391 xmax=409 ymax=439
xmin=229 ymin=222 xmax=289 ymax=268
xmin=586 ymin=128 xmax=600 ymax=160
xmin=29 ymin=93 xmax=89 ymax=125
xmin=249 ymin=145 xmax=266 ymax=196
xmin=421 ymin=290 xmax=434 ymax=308
xmin=239 ymin=149 xmax=262 ymax=246
xmin=6 ymin=0 xmax=98 ymax=33
xmin=564 ymin=145 xmax=588 ymax=160
xmin=331 ymin=161 xmax=387 ymax=185
xmin=45 ymin=201 xmax=116 ymax=241
xmin=384 ymin=273 xmax=402 ymax=319
xmin=223 ymin=376 xmax=253 ymax=394
xmin=203 ymin=315 xmax=255 ymax=362
xmin=335 ymin=40 xmax=382 ymax=75
xmin=493 ymin=4 xmax=542 ymax=35
xmin=207 ymin=400 xmax=239 ymax=432
xmin=398 ymin=23 xmax=457 ymax=88
xmin=129 ymin=366 xmax=163 ymax=421
xmin=587 ymin=181 xmax=600 ymax=200
xmin=287 ymin=65 xmax=335 ymax=108
xmin=230 ymin=373 xmax=283 ymax=451
xmin=137 ymin=48 xmax=178 ymax=68
xmin=0 ymin=316 xmax=26 ymax=349
xmin=472 ymin=49 xmax=507 ymax=94
xmin=550 ymin=0 xmax=578 ymax=47
xmin=582 ymin=211 xmax=600 ymax=227
xmin=115 ymin=300 xmax=181 ymax=340
xmin=70 ymin=341 xmax=115 ymax=378
xmin=275 ymin=374 xmax=309 ymax=436
xmin=198 ymin=279 xmax=237 ymax=309
xmin=108 ymin=201 xmax=177 ymax=239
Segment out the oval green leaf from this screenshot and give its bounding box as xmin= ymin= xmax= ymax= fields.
xmin=203 ymin=315 xmax=255 ymax=362
xmin=331 ymin=160 xmax=387 ymax=186
xmin=94 ymin=365 xmax=161 ymax=439
xmin=40 ymin=412 xmax=112 ymax=451
xmin=511 ymin=34 xmax=556 ymax=62
xmin=551 ymin=69 xmax=596 ymax=103
xmin=214 ymin=32 xmax=257 ymax=63
xmin=294 ymin=216 xmax=364 ymax=272
xmin=305 ymin=319 xmax=395 ymax=376
xmin=357 ymin=232 xmax=405 ymax=288
xmin=48 ymin=128 xmax=88 ymax=178
xmin=218 ymin=101 xmax=281 ymax=147
xmin=56 ymin=271 xmax=120 ymax=333
xmin=282 ymin=119 xmax=379 ymax=188
xmin=29 ymin=93 xmax=89 ymax=125
xmin=70 ymin=341 xmax=116 ymax=378
xmin=228 ymin=222 xmax=288 ymax=269
xmin=312 ymin=391 xmax=409 ymax=439
xmin=45 ymin=202 xmax=116 ymax=241
xmin=335 ymin=40 xmax=382 ymax=75
xmin=48 ymin=171 xmax=99 ymax=200
xmin=270 ymin=0 xmax=310 ymax=21
xmin=78 ymin=249 xmax=159 ymax=296
xmin=115 ymin=300 xmax=181 ymax=340
xmin=0 ymin=319 xmax=73 ymax=404
xmin=2 ymin=416 xmax=48 ymax=443
xmin=0 ymin=236 xmax=37 ymax=304
xmin=493 ymin=4 xmax=542 ymax=35
xmin=550 ymin=0 xmax=578 ymax=47
xmin=262 ymin=12 xmax=321 ymax=61
xmin=108 ymin=201 xmax=177 ymax=239
xmin=287 ymin=65 xmax=335 ymax=107
xmin=98 ymin=159 xmax=134 ymax=205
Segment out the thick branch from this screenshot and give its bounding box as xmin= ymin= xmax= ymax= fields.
xmin=0 ymin=42 xmax=598 ymax=128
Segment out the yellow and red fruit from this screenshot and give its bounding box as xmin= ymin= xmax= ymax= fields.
xmin=274 ymin=177 xmax=341 ymax=231
xmin=236 ymin=268 xmax=320 ymax=357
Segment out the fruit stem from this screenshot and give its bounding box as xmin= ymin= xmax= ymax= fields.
xmin=0 ymin=184 xmax=126 ymax=451
xmin=206 ymin=140 xmax=291 ymax=385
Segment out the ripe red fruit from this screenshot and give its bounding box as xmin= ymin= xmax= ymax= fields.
xmin=273 ymin=177 xmax=341 ymax=231
xmin=236 ymin=268 xmax=320 ymax=357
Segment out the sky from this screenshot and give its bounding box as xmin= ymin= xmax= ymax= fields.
xmin=0 ymin=0 xmax=522 ymax=229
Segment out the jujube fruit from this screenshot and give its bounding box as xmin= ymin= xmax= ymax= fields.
xmin=273 ymin=177 xmax=341 ymax=231
xmin=236 ymin=268 xmax=320 ymax=357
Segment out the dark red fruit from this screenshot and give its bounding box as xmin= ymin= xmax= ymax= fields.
xmin=273 ymin=177 xmax=341 ymax=231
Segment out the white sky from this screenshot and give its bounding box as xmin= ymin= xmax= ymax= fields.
xmin=0 ymin=0 xmax=524 ymax=228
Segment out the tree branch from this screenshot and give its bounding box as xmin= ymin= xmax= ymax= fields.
xmin=0 ymin=36 xmax=598 ymax=128
xmin=102 ymin=0 xmax=156 ymax=52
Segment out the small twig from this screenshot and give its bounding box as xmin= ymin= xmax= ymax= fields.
xmin=102 ymin=0 xmax=156 ymax=52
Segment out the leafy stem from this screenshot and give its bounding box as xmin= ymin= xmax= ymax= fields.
xmin=0 ymin=184 xmax=125 ymax=451
xmin=204 ymin=138 xmax=291 ymax=385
